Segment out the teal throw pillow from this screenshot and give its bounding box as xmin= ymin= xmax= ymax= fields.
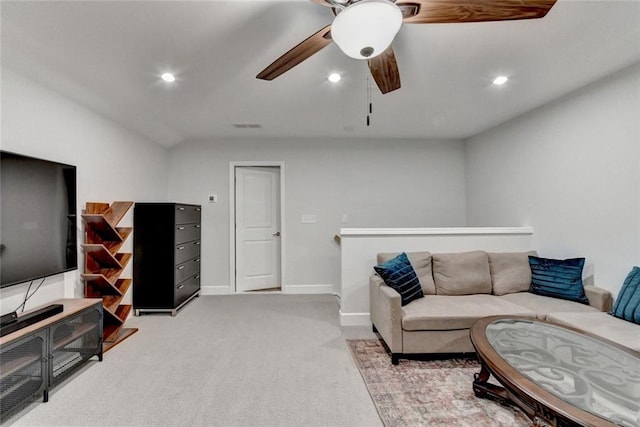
xmin=610 ymin=266 xmax=640 ymax=324
xmin=374 ymin=252 xmax=423 ymax=306
xmin=528 ymin=256 xmax=589 ymax=304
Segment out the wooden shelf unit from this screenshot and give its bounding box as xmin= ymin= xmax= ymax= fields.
xmin=81 ymin=201 xmax=138 ymax=351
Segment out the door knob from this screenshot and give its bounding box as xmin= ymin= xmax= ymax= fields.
xmin=273 ymin=231 xmax=281 ymax=237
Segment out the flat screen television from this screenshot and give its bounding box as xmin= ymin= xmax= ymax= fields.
xmin=0 ymin=151 xmax=77 ymax=288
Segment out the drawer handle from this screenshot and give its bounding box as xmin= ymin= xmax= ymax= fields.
xmin=195 ymin=241 xmax=201 ymax=246
xmin=177 ymin=246 xmax=185 ymax=250
xmin=178 ymin=207 xmax=185 ymax=211
xmin=177 ymin=266 xmax=185 ymax=270
xmin=177 ymin=284 xmax=185 ymax=290
xmin=195 ymin=258 xmax=200 ymax=263
xmin=194 ymin=275 xmax=200 ymax=279
xmin=195 ymin=225 xmax=201 ymax=229
xmin=196 ymin=208 xmax=201 ymax=212
xmin=177 ymin=226 xmax=185 ymax=230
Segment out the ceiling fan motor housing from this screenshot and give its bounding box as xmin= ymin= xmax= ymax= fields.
xmin=331 ymin=0 xmax=403 ymax=60
xmin=360 ymin=46 xmax=375 ymax=57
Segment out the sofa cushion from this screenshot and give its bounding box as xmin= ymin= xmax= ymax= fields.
xmin=500 ymin=292 xmax=598 ymax=319
xmin=489 ymin=251 xmax=537 ymax=296
xmin=547 ymin=312 xmax=640 ymax=353
xmin=529 ymin=256 xmax=589 ymax=304
xmin=610 ymin=266 xmax=640 ymax=324
xmin=374 ymin=252 xmax=424 ymax=306
xmin=432 ymin=251 xmax=491 ymax=295
xmin=401 ymin=295 xmax=535 ymax=331
xmin=377 ymin=251 xmax=436 ymax=295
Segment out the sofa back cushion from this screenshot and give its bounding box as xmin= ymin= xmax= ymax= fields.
xmin=432 ymin=251 xmax=491 ymax=295
xmin=489 ymin=251 xmax=538 ymax=296
xmin=377 ymin=251 xmax=436 ymax=295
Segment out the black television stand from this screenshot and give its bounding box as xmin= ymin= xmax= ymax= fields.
xmin=0 ymin=299 xmax=103 ymax=422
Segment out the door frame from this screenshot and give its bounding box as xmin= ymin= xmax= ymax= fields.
xmin=229 ymin=161 xmax=285 ymax=293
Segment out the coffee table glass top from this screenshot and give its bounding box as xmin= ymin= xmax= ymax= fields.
xmin=486 ymin=318 xmax=640 ymax=427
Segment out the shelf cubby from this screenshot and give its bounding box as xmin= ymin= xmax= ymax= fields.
xmin=82 ymin=275 xmax=131 ymax=295
xmin=83 ymin=244 xmax=123 ymax=269
xmin=52 ymin=323 xmax=96 ymax=351
xmin=103 ymin=305 xmax=133 ymax=343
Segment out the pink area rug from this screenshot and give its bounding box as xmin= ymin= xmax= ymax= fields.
xmin=347 ymin=339 xmax=531 ymax=427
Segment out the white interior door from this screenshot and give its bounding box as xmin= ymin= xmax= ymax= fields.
xmin=235 ymin=166 xmax=281 ymax=292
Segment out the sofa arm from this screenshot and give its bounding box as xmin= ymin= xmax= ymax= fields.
xmin=584 ymin=285 xmax=613 ymax=312
xmin=369 ymin=275 xmax=403 ymax=354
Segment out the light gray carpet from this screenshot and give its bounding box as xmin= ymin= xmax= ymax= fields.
xmin=4 ymin=294 xmax=382 ymax=427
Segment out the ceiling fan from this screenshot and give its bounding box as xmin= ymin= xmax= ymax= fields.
xmin=256 ymin=0 xmax=557 ymax=94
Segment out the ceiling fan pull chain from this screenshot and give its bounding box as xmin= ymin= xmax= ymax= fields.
xmin=366 ymin=75 xmax=372 ymax=126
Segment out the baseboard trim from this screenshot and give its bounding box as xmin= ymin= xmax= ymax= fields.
xmin=339 ymin=310 xmax=370 ymax=326
xmin=200 ymin=285 xmax=232 ymax=295
xmin=284 ymin=284 xmax=333 ymax=294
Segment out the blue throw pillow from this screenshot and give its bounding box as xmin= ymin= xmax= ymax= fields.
xmin=374 ymin=252 xmax=423 ymax=306
xmin=528 ymin=256 xmax=589 ymax=304
xmin=610 ymin=266 xmax=640 ymax=324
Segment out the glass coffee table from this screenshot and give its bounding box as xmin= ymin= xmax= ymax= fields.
xmin=470 ymin=316 xmax=640 ymax=427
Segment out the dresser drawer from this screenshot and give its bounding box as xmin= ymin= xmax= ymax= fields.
xmin=175 ymin=224 xmax=201 ymax=244
xmin=175 ymin=205 xmax=201 ymax=225
xmin=175 ymin=240 xmax=200 ymax=265
xmin=175 ymin=257 xmax=200 ymax=284
xmin=175 ymin=274 xmax=200 ymax=306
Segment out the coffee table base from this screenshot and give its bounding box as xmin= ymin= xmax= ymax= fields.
xmin=473 ymin=360 xmax=584 ymax=427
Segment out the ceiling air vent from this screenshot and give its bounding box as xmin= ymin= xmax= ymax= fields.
xmin=233 ymin=123 xmax=262 ymax=129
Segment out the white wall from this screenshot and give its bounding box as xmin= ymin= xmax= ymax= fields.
xmin=168 ymin=138 xmax=467 ymax=294
xmin=465 ymin=64 xmax=640 ymax=297
xmin=8 ymin=59 xmax=634 ymax=316
xmin=340 ymin=227 xmax=533 ymax=325
xmin=1 ymin=68 xmax=169 ymax=314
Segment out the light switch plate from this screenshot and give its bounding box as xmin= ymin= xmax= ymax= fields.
xmin=301 ymin=214 xmax=316 ymax=224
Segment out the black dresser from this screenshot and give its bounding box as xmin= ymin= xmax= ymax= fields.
xmin=133 ymin=203 xmax=201 ymax=315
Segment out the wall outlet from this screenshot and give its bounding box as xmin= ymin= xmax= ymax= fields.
xmin=208 ymin=194 xmax=218 ymax=203
xmin=301 ymin=214 xmax=316 ymax=224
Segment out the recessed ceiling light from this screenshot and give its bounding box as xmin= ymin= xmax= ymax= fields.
xmin=328 ymin=72 xmax=341 ymax=83
xmin=492 ymin=75 xmax=509 ymax=86
xmin=161 ymin=72 xmax=176 ymax=83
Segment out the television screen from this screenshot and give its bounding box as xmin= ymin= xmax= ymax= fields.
xmin=0 ymin=151 xmax=77 ymax=288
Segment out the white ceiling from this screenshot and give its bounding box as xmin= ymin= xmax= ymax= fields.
xmin=2 ymin=0 xmax=639 ymax=147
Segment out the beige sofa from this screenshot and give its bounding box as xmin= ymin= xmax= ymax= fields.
xmin=368 ymin=250 xmax=636 ymax=365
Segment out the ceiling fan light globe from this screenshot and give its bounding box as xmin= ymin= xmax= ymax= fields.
xmin=331 ymin=0 xmax=402 ymax=60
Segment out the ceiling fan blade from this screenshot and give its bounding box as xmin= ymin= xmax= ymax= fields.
xmin=310 ymin=0 xmax=335 ymax=7
xmin=257 ymin=25 xmax=332 ymax=81
xmin=368 ymin=47 xmax=401 ymax=94
xmin=399 ymin=0 xmax=557 ymax=24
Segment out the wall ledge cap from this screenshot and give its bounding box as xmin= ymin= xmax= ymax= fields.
xmin=339 ymin=227 xmax=534 ymax=237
